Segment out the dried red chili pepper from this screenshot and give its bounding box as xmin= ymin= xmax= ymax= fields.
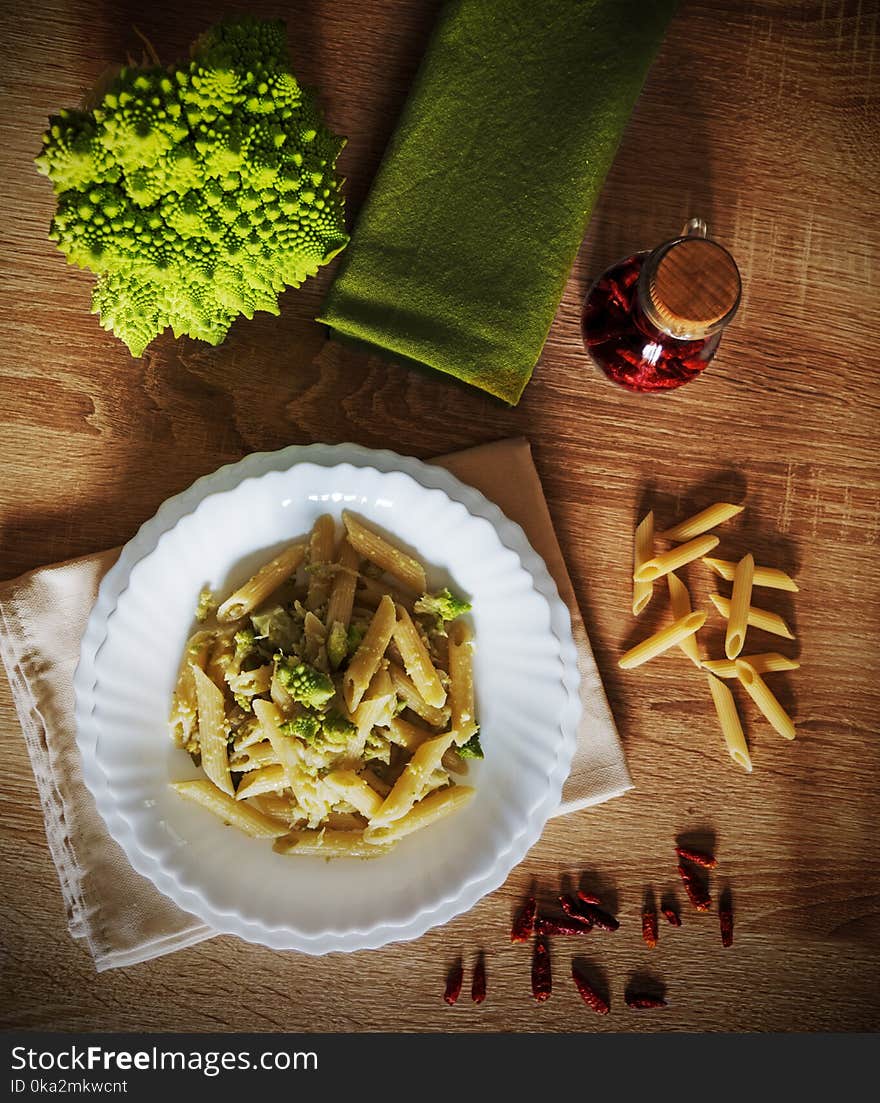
xmin=571 ymin=964 xmax=609 ymax=1015
xmin=559 ymin=895 xmax=595 ymax=928
xmin=511 ymin=896 xmax=537 ymax=943
xmin=641 ymin=907 xmax=658 ymax=949
xmin=661 ymin=906 xmax=682 ymax=927
xmin=536 ymin=917 xmax=593 ymax=936
xmin=625 ymin=993 xmax=668 ymax=1010
xmin=443 ymin=959 xmax=463 ymax=1005
xmin=675 ymin=845 xmax=717 ymax=870
xmin=576 ymin=890 xmax=603 ymax=907
xmin=677 ymin=864 xmax=712 ymax=912
xmin=720 ymin=904 xmax=734 ymax=948
xmin=471 ymin=956 xmax=487 ymax=1003
xmin=577 ymin=904 xmax=620 ymax=932
xmin=531 ymin=935 xmax=552 ymax=1002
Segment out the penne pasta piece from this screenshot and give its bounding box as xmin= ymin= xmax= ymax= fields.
xmin=370 ymin=731 xmax=458 ymax=828
xmin=447 ymin=620 xmax=478 ymax=744
xmin=632 ymin=511 xmax=655 ymax=616
xmin=217 ymin=541 xmax=307 ymax=622
xmin=709 ymin=593 xmax=795 ymax=640
xmin=351 ymin=666 xmax=396 ymax=738
xmin=273 ymin=829 xmax=390 ymax=858
xmin=384 ymin=715 xmax=435 ymax=751
xmin=735 ymin=659 xmax=796 ymax=740
xmin=324 ymin=769 xmax=384 ymax=818
xmin=169 ymin=630 xmax=214 ymax=746
xmin=703 ymin=557 xmax=799 ymax=592
xmin=247 ymin=793 xmax=296 ymax=824
xmin=658 ymin=502 xmax=744 ymax=542
xmin=234 ymin=764 xmax=287 ymax=800
xmin=192 ymin=665 xmax=233 ymax=796
xmin=359 ymin=766 xmax=392 ymax=798
xmin=324 ymin=538 xmax=361 ymax=630
xmin=725 ymin=553 xmax=755 ymax=659
xmin=364 ymin=785 xmax=474 ymax=845
xmin=634 ymin=534 xmax=720 ymax=583
xmin=342 ymin=511 xmax=427 ymax=593
xmin=344 ymin=594 xmax=397 ymax=712
xmin=392 ymin=604 xmax=447 ymax=709
xmin=171 ymin=779 xmax=288 ymax=837
xmin=706 ymin=673 xmax=752 ymax=772
xmin=667 ymin=573 xmax=701 ymax=667
xmin=356 ymin=575 xmax=412 ymax=611
xmin=388 ymin=663 xmax=451 ymax=727
xmin=229 ymin=740 xmax=278 ymax=772
xmin=253 ymin=699 xmax=329 ymax=823
xmin=302 ymin=610 xmax=327 ymax=665
xmin=206 ymin=632 xmax=235 ymax=692
xmin=618 ymin=611 xmax=707 ymax=670
xmin=702 ymin=653 xmax=800 ymax=678
xmin=305 ymin=514 xmax=336 ymax=612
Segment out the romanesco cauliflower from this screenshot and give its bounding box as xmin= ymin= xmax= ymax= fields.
xmin=275 ymin=658 xmax=335 ymax=708
xmin=35 ymin=17 xmax=348 ymax=357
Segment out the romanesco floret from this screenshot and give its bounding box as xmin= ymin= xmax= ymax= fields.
xmin=35 ymin=16 xmax=348 ymax=357
xmin=320 ymin=710 xmax=356 ymax=745
xmin=279 ymin=711 xmax=321 ymax=742
xmin=275 ymin=659 xmax=334 ymax=708
xmin=458 ymin=732 xmax=483 ymax=759
xmin=413 ymin=588 xmax=472 ymax=634
xmin=346 ymin=622 xmax=367 ymax=655
xmin=233 ymin=628 xmax=257 ymax=665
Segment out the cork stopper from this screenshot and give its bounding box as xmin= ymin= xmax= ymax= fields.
xmin=649 ymin=238 xmax=741 ymax=333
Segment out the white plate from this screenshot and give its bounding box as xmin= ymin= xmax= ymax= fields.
xmin=74 ymin=444 xmax=580 ymax=953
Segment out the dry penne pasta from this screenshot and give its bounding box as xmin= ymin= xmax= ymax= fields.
xmin=703 ymin=557 xmax=799 ymax=592
xmin=234 ymin=764 xmax=287 ymax=800
xmin=667 ymin=572 xmax=701 ymax=667
xmin=709 ymin=593 xmax=795 ymax=640
xmin=342 ymin=511 xmax=427 ymax=593
xmin=306 ymin=514 xmax=336 ymax=612
xmin=618 ymin=611 xmax=707 ymax=670
xmin=634 ymin=534 xmax=720 ymax=583
xmin=364 ymin=785 xmax=475 ymax=845
xmin=393 ymin=604 xmax=447 ymax=709
xmin=447 ymin=620 xmax=478 ymax=744
xmin=217 ymin=541 xmax=306 ymax=622
xmin=273 ymin=829 xmax=390 ymax=858
xmin=658 ymin=502 xmax=744 ymax=542
xmin=323 ymin=769 xmax=384 ymax=818
xmin=172 ymin=779 xmax=288 ymax=837
xmin=701 ymin=653 xmax=800 ymax=678
xmin=388 ymin=662 xmax=451 ymax=728
xmin=632 ymin=511 xmax=655 ymax=616
xmin=725 ymin=553 xmax=755 ymax=659
xmin=192 ymin=665 xmax=233 ymax=796
xmin=324 ymin=538 xmax=361 ymax=630
xmin=344 ymin=594 xmax=397 ymax=712
xmin=735 ymin=659 xmax=796 ymax=740
xmin=706 ymin=673 xmax=752 ymax=772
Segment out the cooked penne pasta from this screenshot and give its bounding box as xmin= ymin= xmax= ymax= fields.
xmin=356 ymin=575 xmax=412 ymax=611
xmin=323 ymin=769 xmax=384 ymax=818
xmin=634 ymin=534 xmax=719 ymax=583
xmin=234 ymin=764 xmax=287 ymax=800
xmin=618 ymin=611 xmax=707 ymax=670
xmin=735 ymin=659 xmax=796 ymax=740
xmin=393 ymin=604 xmax=447 ymax=709
xmin=447 ymin=620 xmax=478 ymax=744
xmin=658 ymin=502 xmax=744 ymax=542
xmin=384 ymin=715 xmax=435 ymax=752
xmin=324 ymin=539 xmax=361 ymax=630
xmin=172 ymin=779 xmax=288 ymax=837
xmin=667 ymin=572 xmax=701 ymax=667
xmin=706 ymin=673 xmax=752 ymax=772
xmin=703 ymin=557 xmax=799 ymax=592
xmin=725 ymin=553 xmax=755 ymax=659
xmin=370 ymin=731 xmax=458 ymax=828
xmin=364 ymin=785 xmax=474 ymax=845
xmin=632 ymin=511 xmax=655 ymax=616
xmin=709 ymin=593 xmax=795 ymax=640
xmin=253 ymin=699 xmax=329 ymax=823
xmin=344 ymin=594 xmax=397 ymax=712
xmin=192 ymin=665 xmax=233 ymax=796
xmin=217 ymin=541 xmax=306 ymax=622
xmin=701 ymin=653 xmax=800 ymax=678
xmin=273 ymin=829 xmax=390 ymax=858
xmin=302 ymin=610 xmax=327 ymax=665
xmin=351 ymin=666 xmax=396 ymax=738
xmin=342 ymin=511 xmax=427 ymax=593
xmin=388 ymin=662 xmax=450 ymax=728
xmin=229 ymin=740 xmax=278 ymax=772
xmin=306 ymin=514 xmax=336 ymax=612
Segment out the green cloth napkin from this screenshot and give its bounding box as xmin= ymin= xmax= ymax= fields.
xmin=317 ymin=0 xmax=677 ymax=404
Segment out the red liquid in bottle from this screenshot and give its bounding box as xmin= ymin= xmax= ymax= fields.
xmin=581 ymin=253 xmax=721 ymax=393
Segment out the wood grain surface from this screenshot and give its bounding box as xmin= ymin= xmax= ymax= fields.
xmin=2 ymin=0 xmax=879 ymax=1033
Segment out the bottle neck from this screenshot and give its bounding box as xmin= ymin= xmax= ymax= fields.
xmin=637 ymin=236 xmax=741 ymax=342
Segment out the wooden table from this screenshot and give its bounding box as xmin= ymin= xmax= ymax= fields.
xmin=2 ymin=0 xmax=878 ymax=1033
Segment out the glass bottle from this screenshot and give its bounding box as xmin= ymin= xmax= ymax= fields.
xmin=581 ymin=219 xmax=742 ymax=393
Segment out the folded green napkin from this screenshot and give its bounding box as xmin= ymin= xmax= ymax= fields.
xmin=317 ymin=0 xmax=677 ymax=404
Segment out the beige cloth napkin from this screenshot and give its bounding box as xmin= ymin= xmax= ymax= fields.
xmin=0 ymin=438 xmax=630 ymax=971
